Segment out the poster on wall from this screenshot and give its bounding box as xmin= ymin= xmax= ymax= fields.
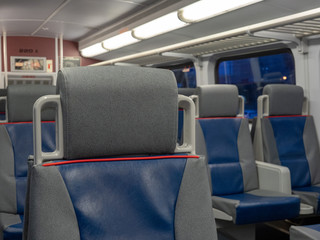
xmin=63 ymin=57 xmax=81 ymax=68
xmin=11 ymin=56 xmax=46 ymax=72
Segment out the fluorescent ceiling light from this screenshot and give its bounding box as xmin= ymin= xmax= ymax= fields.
xmin=81 ymin=43 xmax=108 ymax=58
xmin=102 ymin=31 xmax=140 ymax=50
xmin=179 ymin=0 xmax=263 ymax=23
xmin=132 ymin=12 xmax=188 ymax=40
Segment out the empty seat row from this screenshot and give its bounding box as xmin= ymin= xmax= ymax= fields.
xmin=2 ymin=69 xmax=319 ymax=239
xmin=0 ymin=67 xmax=218 ymax=240
xmin=0 ymin=85 xmax=56 ymax=239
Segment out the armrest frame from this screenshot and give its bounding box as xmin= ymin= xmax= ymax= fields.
xmin=256 ymin=161 xmax=292 ymax=195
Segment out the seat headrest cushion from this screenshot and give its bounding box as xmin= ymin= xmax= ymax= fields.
xmin=7 ymin=85 xmax=56 ymax=122
xmin=57 ymin=66 xmax=178 ymax=160
xmin=263 ymin=84 xmax=304 ymax=116
xmin=198 ymin=85 xmax=239 ymax=118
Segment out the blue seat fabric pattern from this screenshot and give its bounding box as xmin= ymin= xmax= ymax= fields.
xmin=198 ymin=117 xmax=300 ymax=224
xmin=222 ymin=193 xmax=300 ymax=224
xmin=268 ymin=116 xmax=311 ymax=188
xmin=54 ymin=156 xmax=187 ymax=240
xmin=1 ymin=122 xmax=55 ymax=240
xmin=198 ymin=118 xmax=243 ymax=196
xmin=4 ymin=122 xmax=56 ymax=214
xmin=3 ymin=216 xmax=23 ymax=240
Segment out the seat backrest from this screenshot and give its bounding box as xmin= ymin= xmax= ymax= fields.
xmin=25 ymin=66 xmax=217 ymax=240
xmin=0 ymin=85 xmax=56 ymax=216
xmin=0 ymin=88 xmax=7 ymax=121
xmin=255 ymin=84 xmax=320 ymax=188
xmin=195 ymin=85 xmax=259 ymax=196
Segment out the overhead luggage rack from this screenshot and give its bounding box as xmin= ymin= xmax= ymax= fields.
xmin=93 ymin=8 xmax=320 ymax=66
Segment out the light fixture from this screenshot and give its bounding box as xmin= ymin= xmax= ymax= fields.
xmin=179 ymin=0 xmax=263 ymax=23
xmin=81 ymin=43 xmax=108 ymax=58
xmin=132 ymin=11 xmax=188 ymax=40
xmin=102 ymin=31 xmax=140 ymax=50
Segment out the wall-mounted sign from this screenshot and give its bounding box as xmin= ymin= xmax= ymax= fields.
xmin=11 ymin=56 xmax=46 ymax=72
xmin=47 ymin=59 xmax=53 ymax=73
xmin=63 ymin=57 xmax=81 ymax=68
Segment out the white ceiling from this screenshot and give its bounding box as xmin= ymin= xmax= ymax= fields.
xmin=1 ymin=0 xmax=320 ymax=63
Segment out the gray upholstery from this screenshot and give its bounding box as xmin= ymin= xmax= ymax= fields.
xmin=0 ymin=213 xmax=21 ymax=240
xmin=261 ymin=118 xmax=281 ymax=165
xmin=292 ymin=188 xmax=320 ymax=212
xmin=0 ymin=89 xmax=7 ymax=112
xmin=25 ymin=166 xmax=80 ymax=240
xmin=7 ymin=85 xmax=56 ymax=122
xmin=57 ymin=66 xmax=178 ymax=159
xmin=197 ymin=85 xmax=239 ymax=118
xmin=175 ymin=157 xmax=217 ymax=240
xmin=178 ymin=88 xmax=196 ymax=96
xmin=304 ymin=117 xmax=320 ymax=185
xmin=25 ymin=66 xmax=217 ymax=240
xmin=260 ymin=85 xmax=320 ymax=213
xmin=290 ymin=225 xmax=320 ymax=240
xmin=238 ymin=118 xmax=259 ymax=192
xmin=263 ymin=84 xmax=304 ymax=116
xmin=0 ymin=125 xmax=16 ymax=214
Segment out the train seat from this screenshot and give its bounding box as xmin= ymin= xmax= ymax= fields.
xmin=24 ymin=66 xmax=217 ymax=240
xmin=0 ymin=84 xmax=56 ymax=240
xmin=0 ymin=89 xmax=7 ymax=121
xmin=254 ymin=84 xmax=320 ymax=215
xmin=194 ymin=85 xmax=300 ymax=236
xmin=290 ymin=224 xmax=320 ymax=240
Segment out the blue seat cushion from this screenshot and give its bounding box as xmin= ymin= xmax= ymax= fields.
xmin=3 ymin=215 xmax=23 ymax=240
xmin=212 ymin=189 xmax=300 ymax=224
xmin=4 ymin=122 xmax=56 ymax=214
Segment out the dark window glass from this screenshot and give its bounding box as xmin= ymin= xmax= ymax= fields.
xmin=216 ymin=49 xmax=295 ymax=119
xmin=162 ymin=63 xmax=196 ymax=88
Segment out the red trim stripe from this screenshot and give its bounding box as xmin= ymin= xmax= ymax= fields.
xmin=266 ymin=115 xmax=309 ymax=118
xmin=0 ymin=121 xmax=55 ymax=125
xmin=43 ymin=155 xmax=199 ymax=167
xmin=197 ymin=117 xmax=243 ymax=120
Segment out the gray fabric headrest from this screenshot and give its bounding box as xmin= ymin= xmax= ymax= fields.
xmin=57 ymin=66 xmax=178 ymax=160
xmin=178 ymin=88 xmax=196 ymax=96
xmin=7 ymin=85 xmax=56 ymax=122
xmin=263 ymin=84 xmax=304 ymax=116
xmin=197 ymin=85 xmax=239 ymax=118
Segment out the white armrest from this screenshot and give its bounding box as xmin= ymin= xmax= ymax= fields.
xmin=255 ymin=161 xmax=292 ymax=194
xmin=213 ymin=208 xmax=233 ymax=221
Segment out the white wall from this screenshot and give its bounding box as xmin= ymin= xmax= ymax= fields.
xmin=304 ymin=38 xmax=320 ymax=138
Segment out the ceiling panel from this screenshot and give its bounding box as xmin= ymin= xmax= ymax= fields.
xmin=0 ymin=0 xmax=65 ymax=19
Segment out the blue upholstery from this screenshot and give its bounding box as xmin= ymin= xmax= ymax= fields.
xmin=24 ymin=67 xmax=217 ymax=240
xmin=268 ymin=116 xmax=311 ymax=188
xmin=198 ymin=118 xmax=243 ymax=195
xmin=54 ymin=156 xmax=187 ymax=240
xmin=221 ymin=193 xmax=300 ymax=224
xmin=0 ymin=122 xmax=55 ymax=240
xmin=4 ymin=122 xmax=55 ymax=214
xmin=3 ymin=216 xmax=23 ymax=240
xmin=258 ymin=85 xmax=320 ymax=214
xmin=195 ymin=84 xmax=301 ymax=225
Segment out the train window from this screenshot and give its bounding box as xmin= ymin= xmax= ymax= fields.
xmin=164 ymin=63 xmax=196 ymax=88
xmin=216 ymin=49 xmax=295 ymax=119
